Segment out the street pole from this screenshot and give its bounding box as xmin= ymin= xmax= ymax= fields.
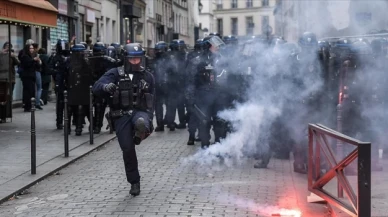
xmin=64 ymin=91 xmax=69 ymax=157
xmin=31 ymin=98 xmax=36 ymax=174
xmin=119 ymin=0 xmax=124 ymax=44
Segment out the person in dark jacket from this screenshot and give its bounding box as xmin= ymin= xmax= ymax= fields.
xmin=38 ymin=48 xmax=51 ymax=105
xmin=20 ymin=44 xmax=41 ymax=112
xmin=2 ymin=42 xmax=20 ymax=94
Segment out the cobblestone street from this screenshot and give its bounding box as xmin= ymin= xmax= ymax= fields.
xmin=0 ymin=126 xmax=330 ymax=217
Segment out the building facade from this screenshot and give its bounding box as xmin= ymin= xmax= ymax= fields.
xmin=133 ymin=0 xmax=147 ymax=45
xmin=276 ymin=0 xmax=388 ymax=43
xmin=75 ymin=0 xmax=102 ymax=47
xmin=198 ymin=0 xmax=216 ymax=36
xmin=188 ymin=0 xmax=201 ymax=46
xmin=145 ymin=0 xmax=173 ymax=48
xmin=213 ymin=0 xmax=276 ymax=39
xmin=173 ymin=0 xmax=190 ymax=44
xmin=100 ymin=0 xmax=120 ymax=44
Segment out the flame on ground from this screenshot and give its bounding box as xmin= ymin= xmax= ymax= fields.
xmin=273 ymin=208 xmax=302 ymax=217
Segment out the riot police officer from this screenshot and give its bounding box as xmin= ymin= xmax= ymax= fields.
xmin=187 ymin=39 xmax=205 ymax=61
xmin=106 ymin=45 xmax=122 ymax=70
xmin=67 ymin=44 xmax=93 ymax=135
xmin=185 ymin=35 xmax=226 ymax=148
xmin=292 ymin=32 xmax=322 ymax=174
xmin=186 ymin=39 xmax=206 ymax=144
xmin=154 ymin=41 xmax=169 ymax=131
xmin=90 ymin=42 xmax=117 ymax=134
xmin=92 ymin=43 xmax=155 ymax=196
xmin=50 ymin=39 xmax=70 ymax=130
xmin=166 ymin=39 xmax=188 ymax=130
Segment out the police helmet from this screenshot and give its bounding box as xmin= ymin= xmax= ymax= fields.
xmin=170 ymin=39 xmax=186 ymax=51
xmin=298 ymin=32 xmax=318 ymax=49
xmin=222 ymin=35 xmax=238 ymax=45
xmin=155 ymin=41 xmax=168 ymax=53
xmin=111 ymin=42 xmax=120 ymax=48
xmin=351 ymin=38 xmax=372 ymax=55
xmin=209 ymin=32 xmax=222 ymax=38
xmin=106 ymin=46 xmax=116 ymax=58
xmin=123 ymin=43 xmax=146 ymax=72
xmin=194 ymin=39 xmax=205 ymax=51
xmin=79 ymin=42 xmax=87 ymax=48
xmin=56 ymin=39 xmax=70 ymax=56
xmin=71 ymin=44 xmax=86 ymax=52
xmin=371 ymin=38 xmax=387 ymax=55
xmin=93 ymin=42 xmax=106 ymax=55
xmin=318 ymin=40 xmax=329 ymax=49
xmin=203 ymin=35 xmax=225 ymax=51
xmin=271 ymin=37 xmax=286 ymax=46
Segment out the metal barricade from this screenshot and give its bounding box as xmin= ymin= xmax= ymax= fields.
xmin=308 ymin=124 xmax=371 ymax=217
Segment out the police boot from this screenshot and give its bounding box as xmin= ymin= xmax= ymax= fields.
xmin=93 ymin=104 xmax=102 ymax=134
xmin=93 ymin=127 xmax=101 ymax=134
xmin=201 ymin=142 xmax=210 ymax=149
xmin=155 ymin=121 xmax=164 ymax=132
xmin=254 ymin=161 xmax=268 ymax=169
xmin=130 ymin=182 xmax=140 ymax=196
xmin=187 ymin=134 xmax=195 ymax=145
xmin=134 ymin=118 xmax=147 ymax=145
xmin=293 ymin=162 xmax=307 ymax=174
xmin=254 ymin=153 xmax=271 ymax=169
xmin=176 ymin=123 xmax=186 ymax=129
xmin=75 ymin=127 xmax=82 ymax=136
xmin=168 ymin=123 xmax=175 ymax=131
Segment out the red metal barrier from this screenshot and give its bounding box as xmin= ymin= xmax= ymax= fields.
xmin=308 ymin=124 xmax=371 ymax=217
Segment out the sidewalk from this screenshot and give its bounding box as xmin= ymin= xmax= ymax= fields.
xmin=0 ymin=102 xmax=116 ymax=204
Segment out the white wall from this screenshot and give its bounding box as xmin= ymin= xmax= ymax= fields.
xmin=214 ymin=0 xmax=276 ymax=37
xmin=101 ymin=0 xmax=118 ymax=44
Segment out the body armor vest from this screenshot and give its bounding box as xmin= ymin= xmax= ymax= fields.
xmin=110 ymin=67 xmax=153 ymax=117
xmin=111 ymin=67 xmax=136 ymax=114
xmin=197 ymin=63 xmax=217 ymax=89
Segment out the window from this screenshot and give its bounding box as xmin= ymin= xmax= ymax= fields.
xmin=112 ymin=20 xmax=116 ymax=42
xmin=246 ymin=17 xmax=254 ymax=35
xmin=231 ymin=0 xmax=237 ymax=8
xmin=217 ymin=18 xmax=223 ymax=36
xmin=246 ymin=0 xmax=253 ymax=8
xmin=217 ymin=0 xmax=223 ymax=9
xmin=262 ymin=0 xmax=269 ymax=7
xmin=231 ymin=18 xmax=238 ymax=35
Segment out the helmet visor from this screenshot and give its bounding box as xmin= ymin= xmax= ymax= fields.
xmin=207 ymin=36 xmax=225 ymax=49
xmin=124 ymin=56 xmax=146 ymax=72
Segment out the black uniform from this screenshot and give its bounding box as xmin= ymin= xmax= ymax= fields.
xmin=166 ymin=39 xmax=188 ymax=130
xmin=50 ymin=39 xmax=71 ymax=129
xmin=153 ymin=41 xmax=169 ymax=131
xmin=90 ymin=42 xmax=118 ymax=134
xmin=67 ymin=44 xmax=93 ymax=135
xmin=185 ymin=36 xmax=226 ymax=148
xmin=92 ymin=43 xmax=155 ymax=196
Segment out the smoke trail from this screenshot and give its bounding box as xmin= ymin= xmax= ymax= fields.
xmin=182 ymin=0 xmax=388 ymax=169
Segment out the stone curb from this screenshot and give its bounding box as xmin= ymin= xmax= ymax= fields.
xmin=0 ymin=134 xmax=117 ymax=204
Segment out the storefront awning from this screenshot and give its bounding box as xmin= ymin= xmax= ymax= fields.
xmin=0 ymin=0 xmax=58 ymax=28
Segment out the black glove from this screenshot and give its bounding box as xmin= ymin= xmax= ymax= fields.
xmin=103 ymin=83 xmax=117 ymax=94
